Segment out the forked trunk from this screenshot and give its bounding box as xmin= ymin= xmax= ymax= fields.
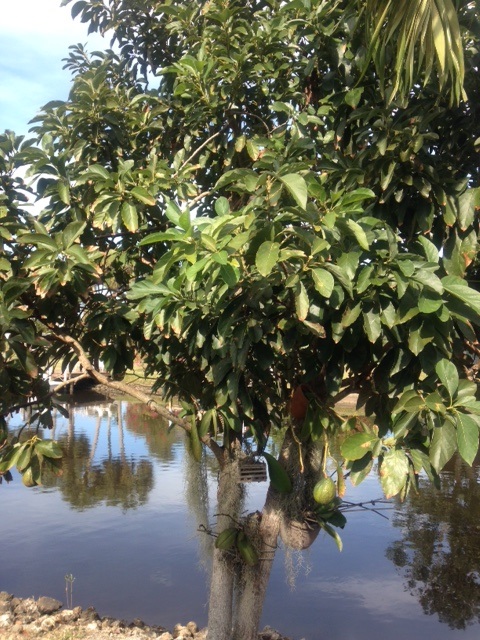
xmin=231 ymin=489 xmax=283 ymax=640
xmin=207 ymin=433 xmax=308 ymax=640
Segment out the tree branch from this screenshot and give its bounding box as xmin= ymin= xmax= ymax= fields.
xmin=51 ymin=373 xmax=91 ymax=394
xmin=49 ymin=332 xmax=224 ymax=462
xmin=186 ymin=190 xmax=212 ymax=208
xmin=173 ymin=128 xmax=226 ymax=178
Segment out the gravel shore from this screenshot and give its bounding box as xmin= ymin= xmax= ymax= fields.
xmin=0 ymin=592 xmax=293 ymax=640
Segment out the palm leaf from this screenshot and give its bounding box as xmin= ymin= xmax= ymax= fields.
xmin=364 ymin=0 xmax=466 ymax=105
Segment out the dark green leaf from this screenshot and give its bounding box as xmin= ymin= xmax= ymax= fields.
xmin=62 ymin=221 xmax=85 ymax=249
xmin=429 ymin=422 xmax=457 ymax=472
xmin=345 ymin=87 xmax=363 ymax=108
xmin=16 ymin=444 xmax=33 ymax=471
xmin=263 ymin=452 xmax=292 ymax=493
xmin=57 ymin=180 xmax=70 ymax=205
xmin=392 ymin=411 xmax=419 ymax=439
xmin=339 ymin=189 xmax=375 ymax=206
xmin=418 ymin=290 xmax=442 ymax=314
xmin=348 ymin=455 xmax=373 ymax=486
xmin=425 ymin=391 xmax=446 ymax=414
xmin=85 ymin=164 xmax=110 ymax=180
xmin=34 ymin=439 xmax=63 ymax=459
xmin=392 ymin=390 xmax=422 ymax=413
xmin=363 ymin=310 xmax=381 ymax=343
xmin=320 ymin=522 xmax=343 ymax=551
xmin=455 ymin=412 xmax=479 ymax=466
xmin=443 ymin=276 xmax=480 ymax=320
xmin=189 ymin=417 xmax=202 ymax=462
xmin=17 ymin=233 xmax=57 ymax=251
xmin=346 ymin=220 xmax=369 ymax=250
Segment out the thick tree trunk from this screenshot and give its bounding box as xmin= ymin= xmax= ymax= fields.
xmin=207 ymin=432 xmax=309 ymax=640
xmin=207 ymin=458 xmax=244 ymax=640
xmin=231 ymin=488 xmax=283 ymax=640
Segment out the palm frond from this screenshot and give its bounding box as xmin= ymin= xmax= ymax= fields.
xmin=364 ymin=0 xmax=466 ymax=105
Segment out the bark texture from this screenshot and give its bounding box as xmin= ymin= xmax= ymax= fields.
xmin=207 ymin=458 xmax=244 ymax=640
xmin=231 ymin=489 xmax=282 ymax=640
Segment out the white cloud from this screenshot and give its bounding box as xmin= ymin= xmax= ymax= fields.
xmin=309 ymin=575 xmax=418 ymax=619
xmin=0 ymin=0 xmax=108 ymax=134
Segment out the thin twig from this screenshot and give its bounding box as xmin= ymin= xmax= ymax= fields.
xmin=213 ymin=513 xmax=244 ymax=528
xmin=186 ymin=190 xmax=212 ymax=208
xmin=173 ymin=128 xmax=226 ymax=178
xmin=340 ymin=498 xmax=393 ymax=520
xmin=227 ymin=108 xmax=271 ymax=134
xmin=289 ymin=423 xmax=304 ymax=473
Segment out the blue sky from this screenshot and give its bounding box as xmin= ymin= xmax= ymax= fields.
xmin=0 ymin=0 xmax=107 ymax=136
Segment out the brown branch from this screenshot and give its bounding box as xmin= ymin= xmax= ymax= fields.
xmin=466 ymin=340 xmax=480 ymax=358
xmin=49 ymin=332 xmax=224 ymax=462
xmin=186 ymin=190 xmax=212 ymax=208
xmin=227 ymin=108 xmax=272 ymax=134
xmin=4 ymin=373 xmax=90 ymax=416
xmin=51 ymin=373 xmax=91 ymax=394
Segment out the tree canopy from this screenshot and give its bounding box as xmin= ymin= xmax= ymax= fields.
xmin=1 ymin=1 xmax=480 ymax=638
xmin=2 ymin=0 xmax=480 ymax=489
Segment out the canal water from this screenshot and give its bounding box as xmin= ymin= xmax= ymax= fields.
xmin=1 ymin=398 xmax=479 ymax=640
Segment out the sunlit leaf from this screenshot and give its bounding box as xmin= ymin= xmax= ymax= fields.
xmin=295 ymin=281 xmax=309 ymax=321
xmin=435 ymin=359 xmax=459 ymax=400
xmin=131 ymin=187 xmax=156 ymax=206
xmin=279 ymin=174 xmax=308 ymax=210
xmin=121 ymin=202 xmax=139 ymax=232
xmin=312 ymin=268 xmax=334 ymax=298
xmin=255 ymin=241 xmax=280 ymax=277
xmin=341 ymin=433 xmax=380 ymax=461
xmin=379 ymin=449 xmax=409 ymax=498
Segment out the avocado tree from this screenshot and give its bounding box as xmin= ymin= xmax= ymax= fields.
xmin=1 ymin=1 xmax=480 ymax=639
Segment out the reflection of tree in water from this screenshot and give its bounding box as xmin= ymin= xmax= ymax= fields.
xmin=43 ymin=403 xmax=154 ymax=511
xmin=124 ymin=402 xmax=179 ymax=463
xmin=386 ymin=455 xmax=480 ymax=629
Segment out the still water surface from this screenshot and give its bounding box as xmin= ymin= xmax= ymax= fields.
xmin=1 ymin=398 xmax=480 ymax=640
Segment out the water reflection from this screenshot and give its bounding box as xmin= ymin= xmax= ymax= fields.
xmin=387 ymin=455 xmax=480 ymax=630
xmin=43 ymin=401 xmax=154 ymax=511
xmin=124 ymin=402 xmax=178 ymax=463
xmin=2 ymin=401 xmax=480 ymax=639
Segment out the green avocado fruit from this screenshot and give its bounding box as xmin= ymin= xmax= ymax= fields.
xmin=313 ymin=477 xmax=336 ymax=505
